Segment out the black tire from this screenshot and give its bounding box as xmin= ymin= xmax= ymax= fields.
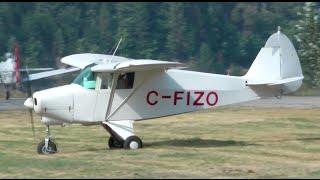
xmin=123 ymin=136 xmax=143 ymax=150
xmin=37 ymin=140 xmax=57 ymax=154
xmin=108 ymin=136 xmax=124 ymax=149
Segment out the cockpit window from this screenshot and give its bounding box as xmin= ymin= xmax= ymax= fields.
xmin=116 ymin=72 xmax=135 ymax=89
xmin=72 ymin=65 xmax=96 ymax=89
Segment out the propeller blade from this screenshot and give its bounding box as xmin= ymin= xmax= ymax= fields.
xmin=28 ymin=108 xmax=35 ymax=138
xmin=25 ymin=66 xmax=35 ymax=138
xmin=26 ymin=80 xmax=32 ymax=97
xmin=25 ymin=66 xmax=32 ymax=97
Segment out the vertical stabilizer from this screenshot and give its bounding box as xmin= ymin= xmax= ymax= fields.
xmin=245 ymin=27 xmax=304 ymax=94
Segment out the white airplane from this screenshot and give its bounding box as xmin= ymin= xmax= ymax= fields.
xmin=24 ymin=28 xmax=303 ymax=154
xmin=0 ymin=45 xmax=79 ymax=100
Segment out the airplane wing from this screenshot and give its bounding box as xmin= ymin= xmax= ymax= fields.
xmin=19 ymin=68 xmax=54 ymax=72
xmin=91 ymin=60 xmax=186 ymax=73
xmin=61 ymin=53 xmax=130 ymax=69
xmin=24 ymin=67 xmax=80 ymax=81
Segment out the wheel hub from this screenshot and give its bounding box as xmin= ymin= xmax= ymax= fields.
xmin=41 ymin=146 xmax=53 ymax=154
xmin=129 ymin=141 xmax=139 ymax=149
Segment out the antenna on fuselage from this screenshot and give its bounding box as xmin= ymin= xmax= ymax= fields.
xmin=104 ymin=37 xmax=123 ymax=63
xmin=277 ymin=26 xmax=281 ymax=42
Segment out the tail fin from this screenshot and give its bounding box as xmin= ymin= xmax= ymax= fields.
xmin=245 ymin=27 xmax=304 ymax=94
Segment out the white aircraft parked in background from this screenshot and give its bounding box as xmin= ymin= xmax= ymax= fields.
xmin=0 ymin=45 xmax=79 ymax=100
xmin=24 ymin=28 xmax=303 ymax=154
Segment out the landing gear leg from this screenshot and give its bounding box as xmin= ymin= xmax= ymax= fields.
xmin=102 ymin=120 xmax=143 ymax=150
xmin=37 ymin=125 xmax=57 ymax=154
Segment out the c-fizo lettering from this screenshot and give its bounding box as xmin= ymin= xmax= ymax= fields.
xmin=146 ymin=90 xmax=218 ymax=106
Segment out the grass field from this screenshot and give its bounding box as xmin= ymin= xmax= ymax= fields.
xmin=0 ymin=107 xmax=320 ymax=178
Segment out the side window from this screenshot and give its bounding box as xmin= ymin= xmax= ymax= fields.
xmin=101 ymin=76 xmax=108 ymax=89
xmin=72 ymin=65 xmax=96 ymax=90
xmin=100 ymin=73 xmax=110 ymax=89
xmin=116 ymin=72 xmax=135 ymax=89
xmin=83 ymin=71 xmax=96 ymax=89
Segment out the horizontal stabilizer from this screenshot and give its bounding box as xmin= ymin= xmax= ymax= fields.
xmin=246 ymin=76 xmax=304 ymax=86
xmin=269 ymin=76 xmax=304 ymax=86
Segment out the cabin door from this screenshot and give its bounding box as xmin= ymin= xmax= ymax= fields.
xmin=93 ymin=72 xmax=112 ymax=121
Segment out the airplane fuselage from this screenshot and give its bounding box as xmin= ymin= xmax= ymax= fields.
xmin=31 ymin=69 xmax=276 ymax=126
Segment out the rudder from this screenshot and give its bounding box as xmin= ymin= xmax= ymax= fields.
xmin=244 ymin=27 xmax=304 ymax=95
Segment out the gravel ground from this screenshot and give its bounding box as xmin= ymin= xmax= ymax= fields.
xmin=0 ymin=98 xmax=26 ymax=110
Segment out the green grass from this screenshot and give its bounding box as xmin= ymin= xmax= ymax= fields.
xmin=0 ymin=107 xmax=320 ymax=178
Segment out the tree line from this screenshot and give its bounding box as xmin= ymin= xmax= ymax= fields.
xmin=0 ymin=2 xmax=319 ymax=87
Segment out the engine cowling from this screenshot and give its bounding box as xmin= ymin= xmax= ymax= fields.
xmin=31 ymin=84 xmax=75 ymax=122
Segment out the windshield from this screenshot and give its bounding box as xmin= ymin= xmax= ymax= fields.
xmin=72 ymin=65 xmax=96 ymax=89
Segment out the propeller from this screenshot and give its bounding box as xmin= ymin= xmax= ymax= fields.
xmin=25 ymin=66 xmax=35 ymax=138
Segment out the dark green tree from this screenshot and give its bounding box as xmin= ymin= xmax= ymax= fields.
xmin=165 ymin=3 xmax=189 ymax=61
xmin=0 ymin=2 xmax=308 ymax=79
xmin=295 ymin=2 xmax=320 ymax=87
xmin=198 ymin=42 xmax=215 ymax=73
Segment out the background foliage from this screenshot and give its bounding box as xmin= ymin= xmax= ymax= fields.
xmin=0 ymin=2 xmax=319 ymax=87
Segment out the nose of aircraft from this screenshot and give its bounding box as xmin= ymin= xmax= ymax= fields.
xmin=23 ymin=92 xmax=43 ymax=114
xmin=22 ymin=84 xmax=76 ymax=122
xmin=24 ymin=97 xmax=34 ymax=109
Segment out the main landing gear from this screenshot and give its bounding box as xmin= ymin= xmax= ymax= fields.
xmin=36 ymin=120 xmax=142 ymax=154
xmin=102 ymin=120 xmax=143 ymax=150
xmin=108 ymin=135 xmax=143 ymax=149
xmin=37 ymin=125 xmax=57 ymax=154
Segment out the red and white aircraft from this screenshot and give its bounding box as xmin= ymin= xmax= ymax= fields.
xmin=24 ymin=28 xmax=303 ymax=154
xmin=0 ymin=45 xmax=79 ymax=100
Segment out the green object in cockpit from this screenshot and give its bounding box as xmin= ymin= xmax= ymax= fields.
xmin=83 ymin=77 xmax=96 ymax=89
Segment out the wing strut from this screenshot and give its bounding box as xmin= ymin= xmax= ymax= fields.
xmin=105 ymin=72 xmax=119 ymax=120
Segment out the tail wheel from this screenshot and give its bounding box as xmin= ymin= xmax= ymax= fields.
xmin=37 ymin=140 xmax=57 ymax=154
xmin=124 ymin=136 xmax=143 ymax=150
xmin=108 ymin=136 xmax=124 ymax=149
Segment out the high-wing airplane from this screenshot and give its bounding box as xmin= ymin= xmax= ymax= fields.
xmin=0 ymin=44 xmax=79 ymax=100
xmin=24 ymin=28 xmax=304 ymax=154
